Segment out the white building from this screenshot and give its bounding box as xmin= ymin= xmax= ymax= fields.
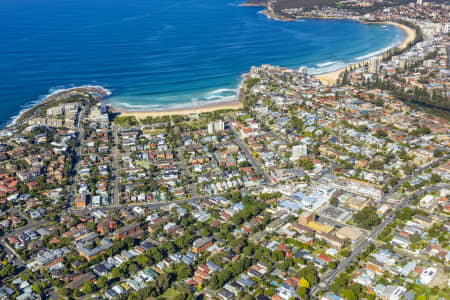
xmin=291 ymin=144 xmax=307 ymax=161
xmin=419 ymin=267 xmax=437 ymax=285
xmin=207 ymin=121 xmax=224 ymax=134
xmin=419 ymin=194 xmax=435 ymax=208
xmin=369 ymin=57 xmax=381 ymax=73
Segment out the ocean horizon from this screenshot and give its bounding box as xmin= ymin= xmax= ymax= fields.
xmin=0 ymin=0 xmax=405 ymax=126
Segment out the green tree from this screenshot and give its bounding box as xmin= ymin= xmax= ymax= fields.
xmin=296 ymin=287 xmax=308 ymax=299
xmin=82 ymin=280 xmax=95 ymax=294
xmin=96 ymin=276 xmax=108 ymax=289
xmin=342 ymin=289 xmax=357 ymax=300
xmin=32 ymin=283 xmax=41 ymax=294
xmin=353 ymin=206 xmax=380 ymax=229
xmin=330 ymin=197 xmax=339 ymax=207
xmin=136 ymin=254 xmax=151 ymax=267
xmin=430 ymin=173 xmax=441 ymax=184
xmin=328 ymin=261 xmax=337 ymax=269
xmin=111 ymin=267 xmax=122 ymax=279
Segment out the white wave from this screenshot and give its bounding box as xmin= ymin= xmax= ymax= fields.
xmin=205 ymin=94 xmax=237 ymax=101
xmin=107 ymin=86 xmax=239 ymax=112
xmin=258 ymin=10 xmax=272 ymax=19
xmin=308 ymin=61 xmax=348 ymax=75
xmin=113 ymin=102 xmax=162 ymax=109
xmin=354 ymin=44 xmax=394 ymax=61
xmin=207 ymin=88 xmax=238 ymax=95
xmin=6 ymin=84 xmax=111 ymax=128
xmin=316 ymin=61 xmax=338 ymax=68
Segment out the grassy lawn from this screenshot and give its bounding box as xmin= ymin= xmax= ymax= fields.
xmin=142 ymin=128 xmax=167 ymax=135
xmin=157 ymin=288 xmax=183 ymax=299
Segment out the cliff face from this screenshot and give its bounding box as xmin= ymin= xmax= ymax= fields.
xmin=241 ymin=0 xmax=268 ymax=7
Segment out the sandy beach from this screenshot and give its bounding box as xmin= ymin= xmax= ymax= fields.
xmin=112 ymin=21 xmax=416 ymax=118
xmin=315 ymin=21 xmax=417 ymax=86
xmin=114 ymin=100 xmax=243 ymax=119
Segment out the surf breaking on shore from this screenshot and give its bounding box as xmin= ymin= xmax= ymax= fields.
xmin=5 ymin=21 xmax=415 ymax=123
xmin=108 ymin=20 xmax=415 ymax=117
xmin=7 ymin=85 xmax=111 ymax=128
xmin=314 ymin=21 xmax=417 ymax=86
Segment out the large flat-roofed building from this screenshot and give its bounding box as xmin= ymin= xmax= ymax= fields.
xmin=333 ymin=177 xmax=383 ymax=199
xmin=75 ymin=233 xmax=113 ymax=261
xmin=192 ymin=237 xmax=213 ymax=254
xmin=291 ymin=222 xmax=315 ymax=235
xmin=315 ymin=232 xmax=344 ymax=249
xmin=307 ymin=221 xmax=334 ymax=234
xmin=298 ymin=211 xmax=314 ymax=226
xmin=114 ymin=222 xmax=142 ymax=240
xmin=336 ymin=226 xmax=364 ymax=243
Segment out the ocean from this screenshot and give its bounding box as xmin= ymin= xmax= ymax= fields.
xmin=0 ymin=0 xmax=405 ymax=126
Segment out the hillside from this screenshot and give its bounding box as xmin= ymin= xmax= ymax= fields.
xmin=241 ymin=0 xmax=268 ymax=6
xmin=272 ymin=0 xmax=338 ymax=10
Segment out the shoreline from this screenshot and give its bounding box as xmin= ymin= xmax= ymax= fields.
xmin=109 ymin=20 xmax=416 ymax=117
xmin=256 ymin=7 xmax=417 ymax=86
xmin=104 ymin=14 xmax=415 ymax=118
xmin=314 ymin=21 xmax=417 ymax=86
xmin=7 ymin=85 xmax=111 ymax=128
xmin=113 ymin=100 xmax=243 ymax=119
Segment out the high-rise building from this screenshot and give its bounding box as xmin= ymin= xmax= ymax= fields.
xmin=368 ymin=57 xmax=381 ymax=73
xmin=298 ymin=211 xmax=314 ymax=225
xmin=291 ymin=144 xmax=307 ymax=161
xmin=399 ymin=59 xmax=407 ymax=70
xmin=207 ymin=120 xmax=224 ymax=134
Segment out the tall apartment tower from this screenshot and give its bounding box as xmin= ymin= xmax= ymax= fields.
xmin=207 ymin=120 xmax=224 ymax=134
xmin=368 ymin=57 xmax=381 ymax=73
xmin=298 ymin=211 xmax=314 ymax=225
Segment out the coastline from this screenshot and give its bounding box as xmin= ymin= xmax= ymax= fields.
xmin=103 ymin=11 xmax=416 ymax=118
xmin=107 ymin=20 xmax=415 ymax=118
xmin=113 ymin=100 xmax=243 ymax=119
xmin=8 ymin=85 xmax=111 ymax=128
xmin=314 ymin=21 xmax=417 ymax=86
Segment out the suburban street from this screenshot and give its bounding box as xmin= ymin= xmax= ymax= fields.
xmin=68 ymin=103 xmax=87 ymax=209
xmin=227 ymin=117 xmax=273 ymax=184
xmin=311 ymin=181 xmax=450 ymax=297
xmin=112 ymin=125 xmax=120 ymax=206
xmin=176 ymin=147 xmax=199 ymax=198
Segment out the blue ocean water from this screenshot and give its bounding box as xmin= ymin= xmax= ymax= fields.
xmin=0 ymin=0 xmax=404 ymax=125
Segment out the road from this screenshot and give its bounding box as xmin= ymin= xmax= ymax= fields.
xmin=227 ymin=117 xmax=272 ymax=184
xmin=396 ymin=183 xmax=450 ymax=210
xmin=310 ymin=155 xmax=449 ymax=297
xmin=382 ymin=154 xmax=449 ymax=202
xmin=69 ymin=197 xmax=204 ymax=213
xmin=68 ymin=104 xmax=87 ymax=208
xmin=314 ymin=159 xmax=339 ymax=181
xmin=112 ymin=125 xmax=120 ymax=206
xmin=68 ymin=182 xmax=271 ymax=213
xmin=311 ymin=213 xmax=395 ymax=295
xmin=176 ymin=148 xmax=199 ymax=198
xmin=0 ymin=218 xmax=48 ymax=267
